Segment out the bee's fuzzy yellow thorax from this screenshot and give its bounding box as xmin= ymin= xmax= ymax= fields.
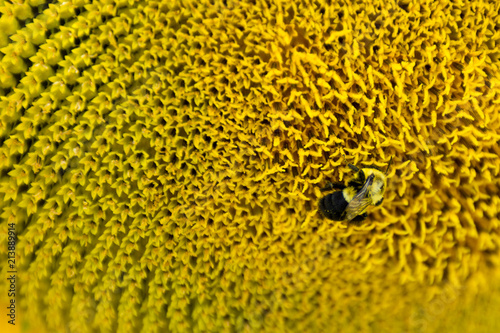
xmin=361 ymin=168 xmax=387 ymax=203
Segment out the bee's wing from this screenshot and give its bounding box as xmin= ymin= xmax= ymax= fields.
xmin=345 ymin=196 xmax=372 ymax=221
xmin=345 ymin=174 xmax=374 ymax=221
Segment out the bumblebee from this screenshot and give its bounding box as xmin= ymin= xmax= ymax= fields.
xmin=319 ymin=158 xmax=392 ymax=225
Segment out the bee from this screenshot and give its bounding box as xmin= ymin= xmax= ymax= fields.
xmin=319 ymin=158 xmax=392 ymax=225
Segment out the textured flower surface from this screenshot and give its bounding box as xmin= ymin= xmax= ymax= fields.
xmin=1 ymin=0 xmax=500 ymax=332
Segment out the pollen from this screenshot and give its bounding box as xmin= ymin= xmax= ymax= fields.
xmin=1 ymin=0 xmax=500 ymax=332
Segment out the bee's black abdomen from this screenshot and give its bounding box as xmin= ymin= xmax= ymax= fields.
xmin=319 ymin=191 xmax=349 ymax=221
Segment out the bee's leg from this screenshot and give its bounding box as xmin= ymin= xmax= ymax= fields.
xmin=321 ymin=182 xmax=346 ymax=192
xmin=347 ymin=168 xmax=365 ymax=187
xmin=348 ymin=164 xmax=360 ymax=172
xmin=346 ymin=180 xmax=364 ymax=188
xmin=350 ymin=213 xmax=367 ymax=226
